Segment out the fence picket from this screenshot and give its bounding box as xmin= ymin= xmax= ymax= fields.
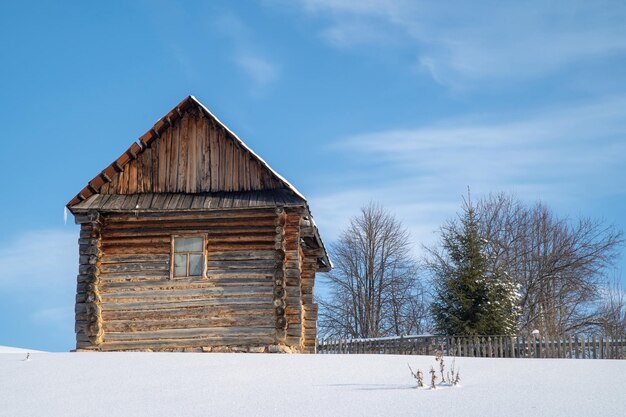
xmin=315 ymin=334 xmax=626 ymax=359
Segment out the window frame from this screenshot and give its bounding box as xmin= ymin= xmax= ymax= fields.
xmin=169 ymin=234 xmax=207 ymax=279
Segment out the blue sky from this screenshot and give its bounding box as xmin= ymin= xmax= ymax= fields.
xmin=0 ymin=0 xmax=625 ymax=351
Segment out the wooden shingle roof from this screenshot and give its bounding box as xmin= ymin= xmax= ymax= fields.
xmin=71 ymin=190 xmax=305 ymax=212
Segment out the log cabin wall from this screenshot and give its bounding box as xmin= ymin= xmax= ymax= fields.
xmin=75 ymin=207 xmax=310 ymax=352
xmin=301 ymin=248 xmax=320 ymax=352
xmin=69 ymin=96 xmax=331 ymax=353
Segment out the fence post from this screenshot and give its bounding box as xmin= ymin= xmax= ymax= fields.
xmin=568 ymin=336 xmax=573 ymax=359
xmin=592 ymin=335 xmax=597 ymax=359
xmin=511 ymin=336 xmax=517 ymax=358
xmin=535 ymin=336 xmax=541 ymax=359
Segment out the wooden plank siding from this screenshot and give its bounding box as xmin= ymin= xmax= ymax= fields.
xmin=100 ymin=107 xmax=281 ymax=195
xmin=75 ymin=207 xmax=313 ymax=352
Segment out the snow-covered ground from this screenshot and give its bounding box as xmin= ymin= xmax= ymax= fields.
xmin=1 ymin=351 xmax=625 ymax=417
xmin=0 ymin=345 xmax=44 ymax=353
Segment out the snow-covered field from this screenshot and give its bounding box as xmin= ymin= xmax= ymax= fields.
xmin=1 ymin=350 xmax=625 ymax=417
xmin=0 ymin=345 xmax=44 ymax=353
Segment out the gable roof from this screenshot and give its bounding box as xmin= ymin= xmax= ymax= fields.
xmin=67 ymin=96 xmax=305 ymax=206
xmin=66 ymin=95 xmax=331 ymax=271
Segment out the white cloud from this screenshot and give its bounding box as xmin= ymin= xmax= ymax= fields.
xmin=308 ymin=96 xmax=626 ymax=253
xmin=213 ymin=12 xmax=279 ymax=92
xmin=0 ymin=229 xmax=77 ymax=290
xmin=281 ymin=0 xmax=626 ymax=87
xmin=31 ymin=306 xmax=74 ymax=326
xmin=334 ymin=96 xmax=626 ymax=195
xmin=235 ymin=54 xmax=277 ymax=88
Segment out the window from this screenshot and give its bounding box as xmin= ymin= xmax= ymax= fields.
xmin=171 ymin=236 xmax=205 ymax=278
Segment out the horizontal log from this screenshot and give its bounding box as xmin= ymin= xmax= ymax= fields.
xmin=99 ymin=278 xmax=273 ymax=291
xmin=75 ymin=320 xmax=88 ymax=333
xmin=97 ymin=297 xmax=273 ymax=312
xmin=99 ymin=270 xmax=170 ymax=279
xmin=103 ymin=316 xmax=277 ymax=332
xmin=206 ymin=260 xmax=276 ymax=269
xmin=100 ymin=287 xmax=273 ymax=302
xmin=285 ymin=277 xmax=300 ymax=287
xmin=100 ymin=262 xmax=170 ymax=274
xmin=207 ymin=243 xmax=275 ymax=251
xmin=104 ymin=326 xmax=275 ymax=341
xmin=284 ymin=261 xmax=299 ymax=270
xmin=303 ymin=309 xmax=318 ymax=321
xmin=100 ymin=305 xmax=275 ymax=321
xmin=285 ymin=269 xmax=300 ymax=279
xmin=101 ymin=236 xmax=171 ymax=245
xmin=104 ymin=218 xmax=277 ymax=230
xmin=285 ymin=296 xmax=301 ymax=306
xmin=285 ymin=287 xmax=301 ymax=298
xmin=285 ymin=306 xmax=302 ymax=316
xmin=79 ymin=255 xmax=98 ymax=265
xmin=100 ymin=245 xmax=169 ymax=255
xmin=205 ymin=271 xmax=273 ymax=279
xmin=79 ymin=229 xmax=95 ymax=239
xmin=79 ymin=244 xmax=99 ymax=255
xmin=99 ymin=335 xmax=277 ymax=351
xmin=286 ymin=336 xmax=302 ymax=347
xmin=102 ymin=304 xmax=275 ymax=323
xmin=207 ymin=235 xmax=275 ymax=243
xmin=104 ymin=209 xmax=277 ymax=223
xmin=287 ymin=327 xmax=303 ymax=337
xmin=74 ymin=213 xmax=99 ymax=224
xmin=207 ymin=250 xmax=276 ymax=260
xmin=76 ymin=274 xmax=97 ymax=284
xmin=79 ymin=264 xmax=97 ymax=275
xmin=100 ymin=254 xmax=169 ymax=264
xmin=101 ymin=226 xmax=277 ymax=238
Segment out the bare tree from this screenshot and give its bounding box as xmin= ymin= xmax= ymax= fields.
xmin=318 ymin=203 xmax=428 ymax=338
xmin=475 ymin=193 xmax=624 ymax=337
xmin=596 ymin=276 xmax=626 ymax=338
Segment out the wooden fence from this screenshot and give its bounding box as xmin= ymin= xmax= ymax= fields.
xmin=316 ymin=335 xmax=626 ymax=359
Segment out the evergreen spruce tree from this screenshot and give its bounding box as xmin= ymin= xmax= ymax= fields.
xmin=430 ymin=196 xmax=519 ymax=336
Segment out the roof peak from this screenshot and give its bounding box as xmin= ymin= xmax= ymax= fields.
xmin=67 ymin=95 xmax=305 ymax=207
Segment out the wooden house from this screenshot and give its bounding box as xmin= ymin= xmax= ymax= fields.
xmin=66 ymin=96 xmax=331 ymax=353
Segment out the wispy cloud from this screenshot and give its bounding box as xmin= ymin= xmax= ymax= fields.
xmin=334 ymin=96 xmax=626 ymax=194
xmin=0 ymin=229 xmax=77 ymax=290
xmin=279 ymin=0 xmax=626 ymax=88
xmin=309 ymin=96 xmax=626 ymax=249
xmin=213 ymin=12 xmax=279 ymax=93
xmin=31 ymin=306 xmax=74 ymax=327
xmin=0 ymin=229 xmax=78 ymax=350
xmin=234 ymin=54 xmax=277 ymax=88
